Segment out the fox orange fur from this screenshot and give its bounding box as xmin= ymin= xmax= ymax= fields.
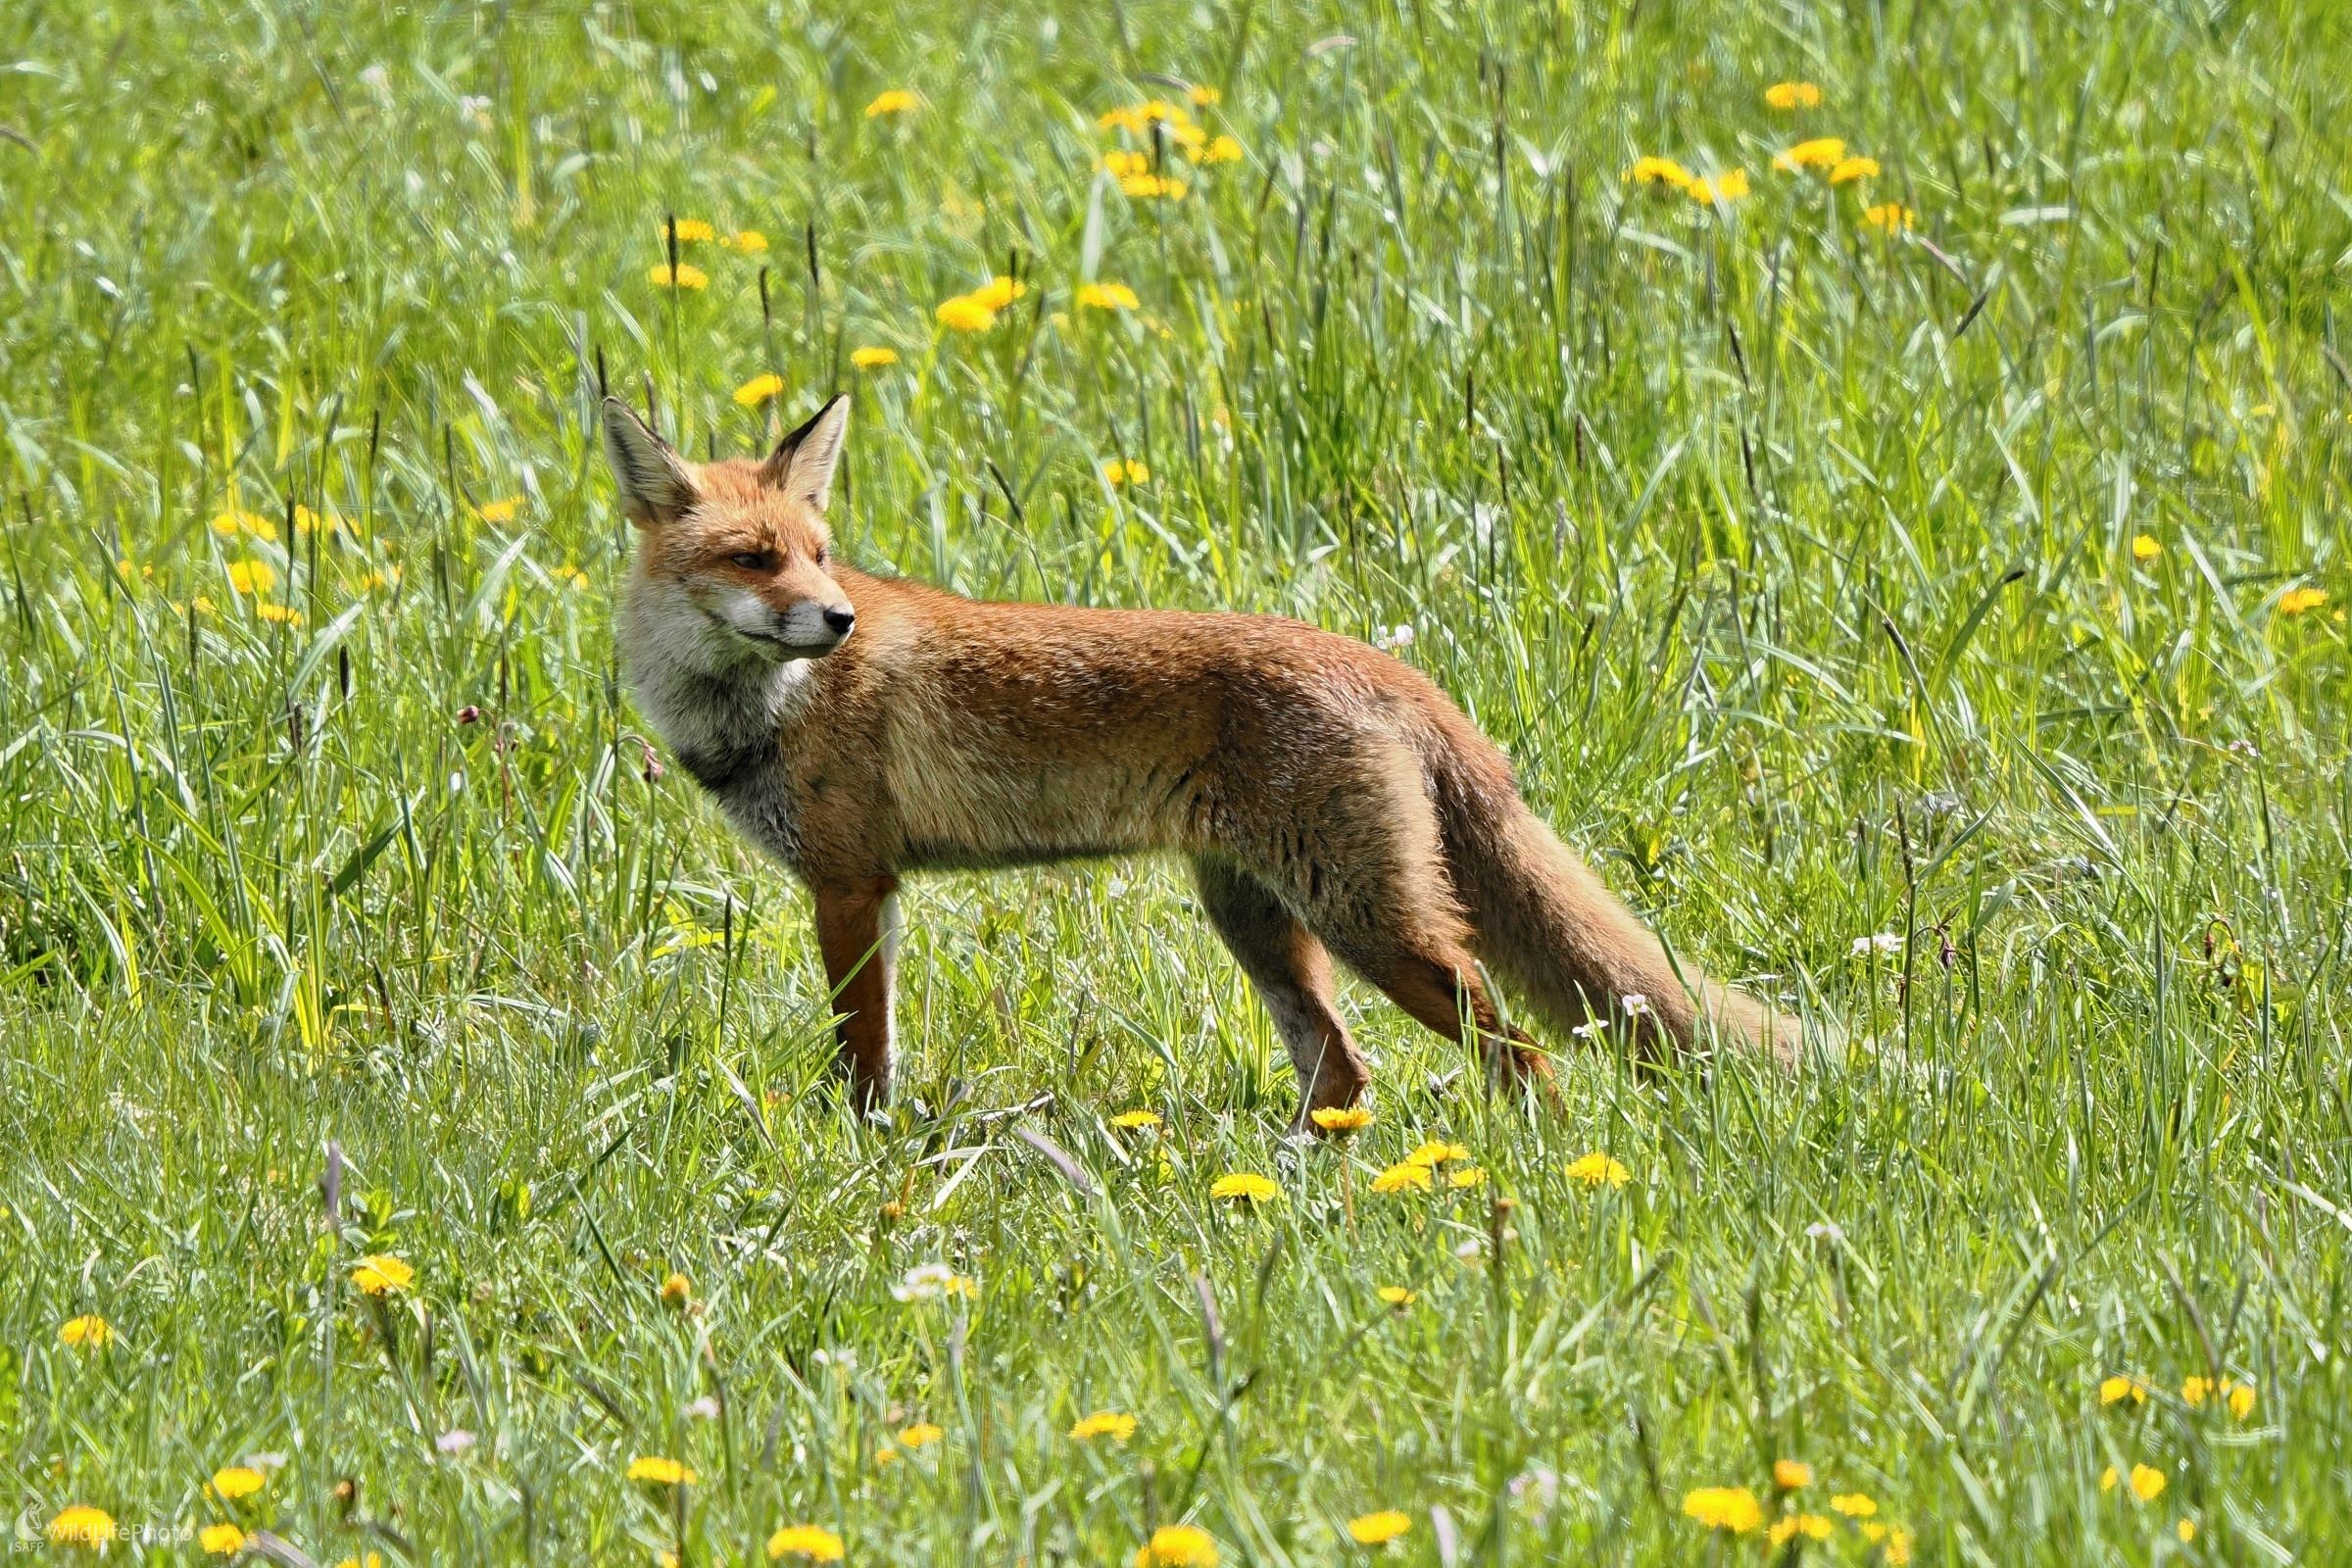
xmin=604 ymin=393 xmax=1795 ymax=1122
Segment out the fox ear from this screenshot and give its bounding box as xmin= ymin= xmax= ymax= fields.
xmin=759 ymin=394 xmax=850 ymax=513
xmin=601 ymin=397 xmax=700 ymax=525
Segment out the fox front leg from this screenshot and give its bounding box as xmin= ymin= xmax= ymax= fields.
xmin=813 ymin=877 xmax=901 ymax=1113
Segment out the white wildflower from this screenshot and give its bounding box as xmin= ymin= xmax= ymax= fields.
xmin=891 ymin=1262 xmax=976 ymax=1302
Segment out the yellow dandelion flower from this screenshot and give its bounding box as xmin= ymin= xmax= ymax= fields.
xmin=1109 ymin=1109 xmax=1161 ymax=1129
xmin=2099 ymin=1374 xmax=2147 ymax=1405
xmin=864 ymin=90 xmax=918 ymax=118
xmin=1370 ymin=1162 xmax=1432 ymax=1195
xmin=1689 ymin=169 xmax=1750 ymax=203
xmin=735 ymin=373 xmax=785 ymax=407
xmin=1566 ymin=1152 xmax=1632 ymax=1188
xmin=1404 ymin=1140 xmax=1469 ymax=1167
xmin=1830 ymin=1493 xmax=1877 ymax=1518
xmin=1448 ymin=1166 xmax=1488 ymax=1189
xmin=874 ymin=1445 xmax=899 ymax=1466
xmin=59 ymin=1314 xmax=112 ymax=1348
xmin=662 ymin=219 xmax=715 ymax=243
xmin=1773 ymin=138 xmax=1846 ymax=172
xmin=1200 ymin=134 xmax=1244 ymax=164
xmin=1103 ymin=150 xmax=1150 ymax=177
xmin=333 ymin=1555 xmax=384 ymax=1568
xmin=971 ymin=275 xmax=1028 ymax=311
xmin=2132 ymin=534 xmax=2161 ymax=561
xmin=1773 ymin=1459 xmax=1814 ymax=1490
xmin=1376 ymin=1286 xmax=1415 ymax=1305
xmin=1626 ymin=156 xmax=1694 ymax=190
xmin=2100 ymin=1466 xmax=2119 ymax=1492
xmin=1070 ymin=1410 xmax=1139 ymax=1442
xmin=1863 ymin=203 xmax=1914 ymax=232
xmin=660 ymin=1272 xmax=691 ymax=1307
xmin=1210 ymin=1172 xmax=1279 ymax=1203
xmin=1886 ymin=1529 xmax=1913 ymax=1565
xmin=2279 ymin=586 xmax=2328 ymax=614
xmin=2178 ymin=1518 xmax=2197 ymax=1543
xmin=1188 ymin=85 xmax=1221 ymax=106
xmin=2229 ymin=1382 xmax=2256 ymax=1419
xmin=2131 ymin=1463 xmax=2166 ymax=1501
xmin=1348 ymin=1510 xmax=1411 ymax=1544
xmin=201 ymin=1523 xmax=247 ymax=1554
xmin=476 ymin=496 xmax=521 ymax=524
xmin=898 ymin=1422 xmax=943 ymax=1448
xmin=766 ymin=1525 xmax=845 ymax=1561
xmin=1078 ymin=281 xmax=1140 ymax=311
xmin=1681 ymin=1487 xmax=1762 ymax=1533
xmin=851 ymin=347 xmax=900 ymax=368
xmin=210 ymin=510 xmax=269 ymax=538
xmin=226 ymin=561 xmax=278 ymax=596
xmin=294 ymin=504 xmax=337 ymax=534
xmin=257 ymin=603 xmax=305 ymax=625
xmin=1120 ymin=172 xmax=1187 ymax=199
xmin=936 ymin=295 xmax=998 ymax=332
xmin=1828 ymin=156 xmax=1880 ymax=185
xmin=1311 ymin=1105 xmax=1373 ymax=1133
xmin=627 ymin=1456 xmax=696 ymax=1485
xmin=47 ymin=1506 xmax=117 ymax=1545
xmin=350 ymin=1253 xmax=413 ymax=1295
xmin=1133 ymin=1523 xmax=1218 ymax=1567
xmin=721 ymin=229 xmax=770 ymax=252
xmin=212 ymin=1466 xmax=266 ymax=1499
xmin=649 ymin=264 xmax=709 ymax=290
xmin=1765 ymin=81 xmax=1823 ymax=109
xmin=1768 ymin=1515 xmax=1834 ymax=1545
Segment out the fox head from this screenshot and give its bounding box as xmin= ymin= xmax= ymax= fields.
xmin=602 ymin=393 xmax=856 ymax=673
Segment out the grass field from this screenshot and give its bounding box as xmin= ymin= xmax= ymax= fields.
xmin=4 ymin=0 xmax=2351 ymax=1561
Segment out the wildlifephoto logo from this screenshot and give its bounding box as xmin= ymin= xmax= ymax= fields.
xmin=13 ymin=1506 xmax=194 ymax=1550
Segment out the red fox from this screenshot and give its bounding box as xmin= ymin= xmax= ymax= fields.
xmin=603 ymin=393 xmax=1796 ymax=1121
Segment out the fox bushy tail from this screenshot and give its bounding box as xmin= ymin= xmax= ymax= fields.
xmin=1436 ymin=764 xmax=1796 ymax=1064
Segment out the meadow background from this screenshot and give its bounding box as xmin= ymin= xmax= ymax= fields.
xmin=2 ymin=0 xmax=2349 ymax=1561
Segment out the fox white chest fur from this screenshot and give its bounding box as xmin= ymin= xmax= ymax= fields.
xmin=620 ymin=576 xmax=816 ymax=871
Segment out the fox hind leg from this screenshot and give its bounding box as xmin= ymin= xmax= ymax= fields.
xmin=1270 ymin=751 xmax=1555 ymax=1099
xmin=1192 ymin=856 xmax=1370 ymax=1129
xmin=1324 ymin=924 xmax=1555 ymax=1097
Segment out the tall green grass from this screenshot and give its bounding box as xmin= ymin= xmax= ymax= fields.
xmin=1 ymin=0 xmax=2347 ymax=1562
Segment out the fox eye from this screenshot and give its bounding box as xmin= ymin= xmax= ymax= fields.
xmin=814 ymin=545 xmax=831 ymax=566
xmin=729 ymin=551 xmax=771 ymax=571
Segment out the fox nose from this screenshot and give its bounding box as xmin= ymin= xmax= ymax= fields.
xmin=822 ymin=606 xmax=856 ymax=637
